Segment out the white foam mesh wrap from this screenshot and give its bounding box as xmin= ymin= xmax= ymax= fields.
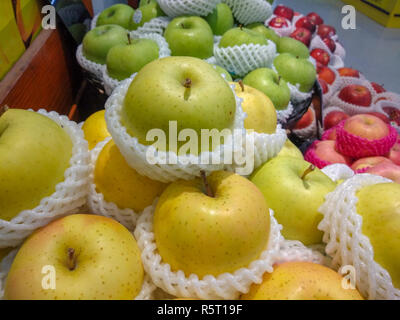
xmin=158 ymin=0 xmax=220 ymax=18
xmin=223 ymin=0 xmax=273 ymax=25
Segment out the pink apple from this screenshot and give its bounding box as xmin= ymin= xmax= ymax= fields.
xmin=324 ymin=110 xmax=349 ymax=130
xmin=387 ymin=136 xmax=400 ymax=165
xmin=314 ymin=140 xmax=352 ymax=165
xmin=295 ymin=16 xmax=316 ymax=33
xmin=307 ymin=12 xmax=324 ymax=26
xmin=268 ymin=17 xmax=290 ymax=28
xmin=343 ymin=114 xmax=390 ymax=141
xmin=323 ymin=127 xmax=338 ymax=141
xmin=311 ymin=48 xmax=330 ymax=66
xmin=274 ymin=5 xmax=294 ymax=21
xmin=351 ymin=156 xmax=393 ymax=172
xmin=317 ymin=24 xmax=336 ymax=39
xmin=366 ymin=162 xmax=400 ymax=184
xmin=338 ymin=85 xmax=372 ymax=107
xmin=367 ymin=112 xmax=390 ymax=124
xmin=290 ymin=28 xmax=312 ymax=47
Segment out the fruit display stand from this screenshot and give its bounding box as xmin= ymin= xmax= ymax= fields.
xmin=1 ymin=0 xmax=400 ymax=303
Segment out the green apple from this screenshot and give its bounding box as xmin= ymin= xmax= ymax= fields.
xmin=277 ymin=139 xmax=304 ymax=159
xmin=139 ymin=0 xmax=157 ymax=7
xmin=129 ymin=1 xmax=165 ymax=30
xmin=121 ymin=56 xmax=236 ymax=153
xmin=96 ymin=4 xmax=135 ymax=29
xmin=246 ymin=23 xmax=280 ymax=46
xmin=219 ymin=27 xmax=269 ymax=48
xmin=205 ymin=3 xmax=234 ymax=36
xmin=211 ymin=64 xmax=233 ymax=82
xmin=243 ymin=68 xmax=291 ymax=110
xmin=277 ymin=37 xmax=310 ymax=59
xmin=164 ymin=16 xmax=214 ymax=59
xmin=0 ymin=108 xmax=73 ymax=222
xmin=356 ymin=183 xmax=400 ymax=289
xmin=106 ymin=37 xmax=159 ymax=80
xmin=154 ymin=171 xmax=271 ymax=278
xmin=250 ymin=157 xmax=336 ymax=245
xmin=241 ymin=262 xmax=364 ymax=300
xmin=82 ymin=25 xmax=129 ymax=64
xmin=4 ymin=214 xmax=144 ymax=300
xmin=274 ymin=53 xmax=316 ymax=93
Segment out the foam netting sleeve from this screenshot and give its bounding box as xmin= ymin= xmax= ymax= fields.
xmin=87 ymin=137 xmax=140 ymax=231
xmin=375 ymin=100 xmax=400 ymax=134
xmin=276 ymin=102 xmax=294 ymax=124
xmin=135 ymin=16 xmax=172 ymax=36
xmin=309 ymin=36 xmax=345 ymax=69
xmin=321 ymin=163 xmax=355 ymax=183
xmin=0 ymin=109 xmax=91 ymax=249
xmin=102 ymin=32 xmax=171 ymax=95
xmin=158 ymin=0 xmax=220 ymax=18
xmin=0 ymin=247 xmax=156 ymax=300
xmin=318 ymin=173 xmax=400 ymax=300
xmin=214 ymin=41 xmax=277 ymax=78
xmin=76 ymin=44 xmax=106 ymax=80
xmin=133 ymin=203 xmax=282 ymax=300
xmin=265 ymin=15 xmax=294 ymax=37
xmin=90 ymin=13 xmax=99 ymax=30
xmin=105 ymin=76 xmax=286 ymax=183
xmin=223 ymin=0 xmax=273 ymax=25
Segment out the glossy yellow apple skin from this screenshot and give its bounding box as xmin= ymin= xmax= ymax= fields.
xmin=277 ymin=139 xmax=303 ymax=159
xmin=356 ymin=183 xmax=400 ymax=289
xmin=154 ymin=171 xmax=270 ymax=278
xmin=241 ymin=262 xmax=364 ymax=300
xmin=94 ymin=140 xmax=167 ymax=212
xmin=4 ymin=214 xmax=144 ymax=300
xmin=0 ymin=109 xmax=73 ymax=221
xmin=231 ymin=82 xmax=277 ymax=134
xmin=82 ymin=110 xmax=110 ymax=150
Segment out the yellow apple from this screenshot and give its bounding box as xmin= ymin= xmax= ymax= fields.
xmin=356 ymin=182 xmax=400 ymax=289
xmin=82 ymin=110 xmax=110 ymax=150
xmin=277 ymin=139 xmax=303 ymax=159
xmin=241 ymin=262 xmax=364 ymax=300
xmin=154 ymin=171 xmax=270 ymax=278
xmin=94 ymin=140 xmax=167 ymax=212
xmin=4 ymin=214 xmax=144 ymax=300
xmin=231 ymin=81 xmax=277 ymax=134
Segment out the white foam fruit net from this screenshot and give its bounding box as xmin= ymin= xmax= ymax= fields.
xmin=0 ymin=109 xmax=91 ymax=249
xmin=158 ymin=0 xmax=220 ymax=18
xmin=133 ymin=203 xmax=282 ymax=300
xmin=105 ymin=76 xmax=286 ymax=183
xmin=223 ymin=0 xmax=273 ymax=25
xmin=136 ymin=16 xmax=171 ymax=36
xmin=87 ymin=137 xmax=140 ymax=231
xmin=102 ymin=32 xmax=171 ymax=95
xmin=276 ymin=102 xmax=294 ymax=124
xmin=76 ymin=44 xmax=106 ymax=80
xmin=214 ymin=41 xmax=277 ymax=78
xmin=318 ymin=173 xmax=400 ymax=300
xmin=321 ymin=163 xmax=355 ymax=182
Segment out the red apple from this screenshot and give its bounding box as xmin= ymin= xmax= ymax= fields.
xmin=294 ymin=107 xmax=315 ymax=130
xmin=314 ymin=140 xmax=352 ymax=165
xmin=318 ymin=66 xmax=336 ymax=85
xmin=367 ymin=112 xmax=390 ymax=124
xmin=324 ymin=110 xmax=349 ymax=130
xmin=343 ymin=114 xmax=389 ymax=140
xmin=317 ymin=24 xmax=336 ymax=39
xmin=338 ymin=67 xmax=360 ymax=78
xmin=307 ymin=12 xmax=324 ymax=25
xmin=322 ymin=37 xmax=336 ymax=52
xmin=371 ymin=82 xmax=386 ymax=94
xmin=387 ymin=136 xmax=400 ymax=165
xmin=366 ymin=162 xmax=400 ymax=184
xmin=318 ymin=78 xmax=329 ymax=94
xmin=290 ymin=28 xmax=312 ymax=47
xmin=351 ymin=156 xmax=393 ymax=172
xmin=268 ymin=17 xmax=290 ymax=28
xmin=338 ymin=85 xmax=372 ymax=107
xmin=383 ymin=107 xmax=400 ymax=126
xmin=274 ymin=5 xmax=294 ymax=21
xmin=295 ymin=17 xmax=316 ymax=33
xmin=311 ymin=48 xmax=330 ymax=66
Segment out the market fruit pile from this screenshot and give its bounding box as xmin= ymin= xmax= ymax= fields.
xmin=0 ymin=0 xmax=399 ymax=300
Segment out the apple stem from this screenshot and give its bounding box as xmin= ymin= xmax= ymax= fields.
xmin=238 ymin=80 xmax=245 ymax=92
xmin=239 ymin=24 xmax=243 ymax=30
xmin=183 ymin=78 xmax=192 ymax=101
xmin=301 ymin=164 xmax=315 ymax=180
xmin=67 ymin=248 xmax=77 ymax=271
xmin=200 ymin=170 xmax=214 ymax=198
xmin=0 ymin=105 xmax=9 ymax=118
xmin=127 ymin=33 xmax=131 ymax=45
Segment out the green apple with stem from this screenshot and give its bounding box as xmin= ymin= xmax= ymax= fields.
xmin=219 ymin=27 xmax=269 ymax=48
xmin=250 ymin=157 xmax=336 ymax=245
xmin=164 ymin=16 xmax=214 ymax=59
xmin=0 ymin=107 xmax=73 ymax=222
xmin=129 ymin=1 xmax=165 ymax=30
xmin=106 ymin=35 xmax=159 ymax=80
xmin=243 ymin=68 xmax=291 ymax=110
xmin=205 ymin=3 xmax=234 ymax=36
xmin=154 ymin=171 xmax=271 ymax=278
xmin=82 ymin=25 xmax=129 ymax=64
xmin=96 ymin=4 xmax=134 ymax=29
xmin=121 ymin=56 xmax=236 ymax=153
xmin=4 ymin=214 xmax=144 ymax=300
xmin=356 ymin=182 xmax=400 ymax=289
xmin=211 ymin=64 xmax=233 ymax=82
xmin=277 ymin=37 xmax=310 ymax=59
xmin=274 ymin=53 xmax=316 ymax=93
xmin=246 ymin=23 xmax=280 ymax=46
